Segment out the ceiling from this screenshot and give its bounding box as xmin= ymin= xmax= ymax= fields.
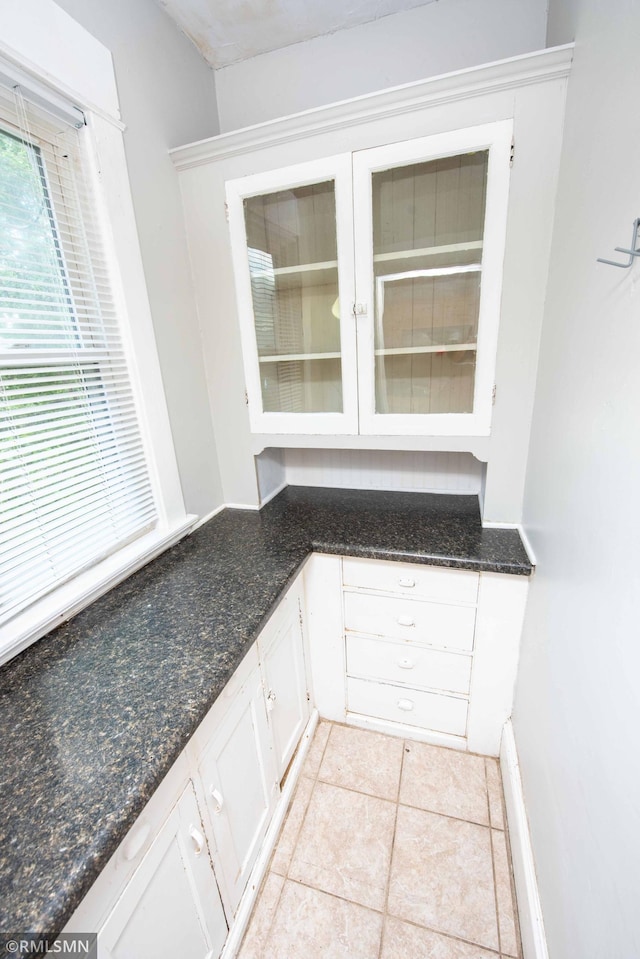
xmin=157 ymin=0 xmax=438 ymax=69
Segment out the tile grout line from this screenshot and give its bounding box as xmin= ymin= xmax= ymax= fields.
xmin=238 ymin=867 xmax=286 ymax=958
xmin=377 ymin=737 xmax=408 ymax=959
xmin=282 ymin=723 xmax=333 ymax=882
xmin=243 ymin=722 xmax=332 ymax=958
xmin=245 ymin=721 xmax=525 ymax=958
xmin=384 ymin=912 xmax=503 ymax=957
xmin=283 ymin=722 xmax=331 ymax=882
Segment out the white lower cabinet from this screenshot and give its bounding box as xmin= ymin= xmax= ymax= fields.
xmin=191 ymin=658 xmax=278 ymax=918
xmin=98 ymin=783 xmax=227 ymax=959
xmin=65 ymin=575 xmax=309 ymax=959
xmin=258 ymin=591 xmax=309 ymax=781
xmin=305 ymin=553 xmax=529 ymax=755
xmin=65 ymin=556 xmax=527 ymax=957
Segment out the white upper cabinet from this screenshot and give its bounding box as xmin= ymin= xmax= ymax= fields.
xmin=353 ymin=122 xmax=512 ymax=436
xmin=227 ymin=120 xmax=512 ymax=438
xmin=226 ymin=155 xmax=357 ymax=434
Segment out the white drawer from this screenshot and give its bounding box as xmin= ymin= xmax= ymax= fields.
xmin=344 ymin=591 xmax=476 ymax=652
xmin=343 ymin=557 xmax=479 ymax=604
xmin=346 ymin=633 xmax=472 ymax=695
xmin=347 ymin=677 xmax=468 ymax=737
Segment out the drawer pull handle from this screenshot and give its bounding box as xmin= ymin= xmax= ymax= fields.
xmin=397 ymin=699 xmax=414 ymax=711
xmin=397 ymin=615 xmax=415 ymax=627
xmin=397 ymin=658 xmax=414 ymax=670
xmin=210 ymin=786 xmax=224 ymax=814
xmin=398 ymin=578 xmax=416 ymax=588
xmin=189 ymin=824 xmax=205 ymax=856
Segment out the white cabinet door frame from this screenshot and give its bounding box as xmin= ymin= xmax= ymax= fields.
xmin=99 ymin=784 xmax=227 ymax=959
xmin=353 ymin=120 xmax=513 ymax=436
xmin=226 ymin=155 xmax=358 ymax=435
xmin=259 ymin=594 xmax=310 ymax=780
xmin=193 ymin=667 xmax=279 ymax=918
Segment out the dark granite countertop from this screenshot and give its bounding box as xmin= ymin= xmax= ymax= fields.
xmin=0 ymin=486 xmax=532 ymax=937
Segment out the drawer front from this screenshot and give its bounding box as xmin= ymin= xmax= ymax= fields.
xmin=346 ymin=634 xmax=472 ymax=695
xmin=343 ymin=557 xmax=479 ymax=604
xmin=347 ymin=677 xmax=468 ymax=737
xmin=344 ymin=591 xmax=476 ymax=652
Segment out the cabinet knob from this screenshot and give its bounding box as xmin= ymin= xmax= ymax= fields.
xmin=397 ymin=658 xmax=414 ymax=670
xmin=209 ymin=786 xmax=224 ymax=814
xmin=397 ymin=699 xmax=414 ymax=712
xmin=266 ymin=689 xmax=277 ymax=712
xmin=397 ymin=578 xmax=416 ymax=588
xmin=397 ymin=615 xmax=415 ymax=627
xmin=189 ymin=824 xmax=205 ymax=856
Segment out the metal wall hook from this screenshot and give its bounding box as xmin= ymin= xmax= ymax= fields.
xmin=597 ymin=217 xmax=640 ymax=268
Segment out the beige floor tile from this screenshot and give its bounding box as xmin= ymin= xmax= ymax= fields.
xmin=485 ymin=759 xmax=505 ymax=830
xmin=388 ymin=805 xmax=498 ymax=950
xmin=492 ymin=829 xmax=520 ymax=957
xmin=289 ymin=780 xmax=396 ymax=911
xmin=238 ymin=872 xmax=285 ymax=959
xmin=302 ymin=720 xmax=331 ymax=778
xmin=381 ymin=916 xmax=499 ymax=959
xmin=318 ymin=723 xmax=404 ymax=800
xmin=400 ymin=741 xmax=490 ymax=826
xmin=263 ymin=880 xmax=383 ymax=959
xmin=270 ymin=775 xmax=315 ymax=876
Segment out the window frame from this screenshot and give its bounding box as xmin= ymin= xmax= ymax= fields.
xmin=0 ymin=39 xmax=191 ymax=665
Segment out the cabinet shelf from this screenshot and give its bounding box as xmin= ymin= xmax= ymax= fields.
xmin=375 ymin=344 xmax=477 ymax=356
xmin=259 ymin=351 xmax=341 ymax=363
xmin=272 ymin=260 xmax=338 ymax=276
xmin=260 ymin=241 xmax=484 ymax=281
xmin=373 ymin=240 xmax=483 ymax=264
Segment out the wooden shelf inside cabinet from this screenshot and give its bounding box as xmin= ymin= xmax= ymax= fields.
xmin=373 ymin=240 xmax=483 ymax=264
xmin=259 ymin=352 xmax=341 ymax=363
xmin=272 ymin=260 xmax=338 ymax=276
xmin=268 ymin=261 xmax=339 ymax=290
xmin=375 ymin=344 xmax=477 ymax=356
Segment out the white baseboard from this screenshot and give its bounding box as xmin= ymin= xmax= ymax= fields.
xmin=191 ymin=501 xmax=261 ymax=532
xmin=345 ymin=711 xmax=467 ymax=752
xmin=221 ymin=709 xmax=319 ymax=959
xmin=500 ymin=720 xmax=548 ymax=959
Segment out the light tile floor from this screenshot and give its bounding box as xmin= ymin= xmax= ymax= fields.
xmin=239 ymin=721 xmax=520 ymax=959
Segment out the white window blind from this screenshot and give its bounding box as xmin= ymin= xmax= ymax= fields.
xmin=0 ymin=83 xmax=157 ymax=625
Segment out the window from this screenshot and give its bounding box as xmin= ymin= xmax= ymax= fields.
xmin=0 ymin=85 xmax=157 ymax=625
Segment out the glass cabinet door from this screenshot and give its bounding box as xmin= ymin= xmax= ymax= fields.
xmin=372 ymin=152 xmax=486 ymax=415
xmin=227 ymin=157 xmax=357 ymax=433
xmin=354 ymin=122 xmax=512 ymax=436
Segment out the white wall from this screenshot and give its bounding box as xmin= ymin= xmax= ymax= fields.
xmin=283 ymin=449 xmax=483 ymax=495
xmin=55 ymin=0 xmax=224 ymax=518
xmin=514 ymin=3 xmax=640 ymax=957
xmin=214 ymin=0 xmax=547 ymax=132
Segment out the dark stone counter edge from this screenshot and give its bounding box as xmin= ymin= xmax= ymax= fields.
xmin=311 ymin=543 xmax=532 ymax=575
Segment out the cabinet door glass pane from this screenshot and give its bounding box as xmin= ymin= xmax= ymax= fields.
xmin=372 ymin=152 xmax=488 ymax=415
xmin=244 ymin=181 xmax=342 ymax=414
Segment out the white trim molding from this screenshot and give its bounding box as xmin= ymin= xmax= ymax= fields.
xmin=500 ymin=720 xmax=549 ymax=959
xmin=171 ymin=45 xmax=573 ymax=171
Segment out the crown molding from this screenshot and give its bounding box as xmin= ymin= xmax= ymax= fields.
xmin=171 ymin=44 xmax=573 ymax=171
